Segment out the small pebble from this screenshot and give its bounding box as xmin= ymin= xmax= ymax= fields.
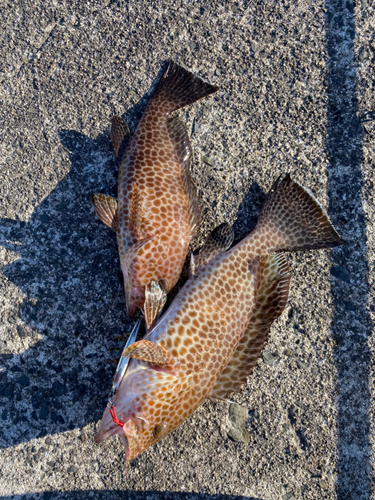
xmin=262 ymin=350 xmax=280 ymax=366
xmin=188 ymin=41 xmax=198 ymax=52
xmin=296 ymin=358 xmax=307 ymax=370
xmin=227 ymin=403 xmax=250 ymax=444
xmin=284 ymin=349 xmax=295 ymax=357
xmin=282 ymin=493 xmax=293 ymax=500
xmin=202 ymin=155 xmax=214 ymax=166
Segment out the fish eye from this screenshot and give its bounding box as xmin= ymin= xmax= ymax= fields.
xmin=153 ymin=423 xmax=165 ymax=438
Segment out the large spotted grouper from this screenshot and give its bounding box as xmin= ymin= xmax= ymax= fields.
xmin=95 ymin=174 xmax=343 ymax=461
xmin=92 ymin=61 xmax=219 ymax=329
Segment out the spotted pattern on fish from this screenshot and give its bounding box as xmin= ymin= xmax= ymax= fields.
xmin=95 ymin=174 xmax=343 ymax=460
xmin=115 ymin=62 xmax=218 ymax=326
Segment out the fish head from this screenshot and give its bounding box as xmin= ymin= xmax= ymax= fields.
xmin=95 ymin=365 xmax=192 ymax=461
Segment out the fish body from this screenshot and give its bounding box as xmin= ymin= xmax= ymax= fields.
xmin=95 ymin=175 xmax=343 ymax=460
xmin=93 ymin=62 xmax=219 ymax=328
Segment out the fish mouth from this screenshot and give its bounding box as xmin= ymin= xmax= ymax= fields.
xmin=95 ymin=417 xmax=141 ymax=462
xmin=94 ymin=406 xmax=125 ymax=443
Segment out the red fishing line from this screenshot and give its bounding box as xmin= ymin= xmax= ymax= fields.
xmin=109 ymin=406 xmax=124 ymax=427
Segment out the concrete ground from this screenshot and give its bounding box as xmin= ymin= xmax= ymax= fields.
xmin=0 ymin=0 xmax=374 ymax=499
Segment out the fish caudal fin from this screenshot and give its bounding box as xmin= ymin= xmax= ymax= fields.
xmin=256 ymin=174 xmax=344 ymax=252
xmin=211 ymin=254 xmax=290 ymax=400
xmin=153 ymin=60 xmax=219 ymax=113
xmin=91 ymin=194 xmax=118 ymax=231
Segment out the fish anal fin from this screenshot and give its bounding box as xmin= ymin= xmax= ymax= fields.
xmin=123 ymin=340 xmax=176 ymax=368
xmin=144 ymin=280 xmax=167 ymax=330
xmin=210 ymin=254 xmax=290 ymax=400
xmin=111 ymin=116 xmax=130 ymax=159
xmin=91 ymin=194 xmax=118 ymax=231
xmin=167 ymin=116 xmax=202 ymax=236
xmin=192 ymin=223 xmax=234 ymax=275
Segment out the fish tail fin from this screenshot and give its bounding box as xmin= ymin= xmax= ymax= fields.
xmin=152 ymin=60 xmax=219 ymax=112
xmin=256 ymin=174 xmax=344 ymax=252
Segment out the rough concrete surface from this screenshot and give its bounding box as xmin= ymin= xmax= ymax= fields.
xmin=0 ymin=0 xmax=374 ymax=499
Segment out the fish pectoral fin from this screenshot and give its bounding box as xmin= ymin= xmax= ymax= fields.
xmin=144 ymin=280 xmax=167 ymax=330
xmin=192 ymin=223 xmax=234 ymax=274
xmin=122 ymin=340 xmax=176 ymax=367
xmin=91 ymin=194 xmax=118 ymax=231
xmin=167 ymin=116 xmax=202 ymax=237
xmin=110 ymin=115 xmax=130 ymax=160
xmin=210 ymin=254 xmax=290 ymax=401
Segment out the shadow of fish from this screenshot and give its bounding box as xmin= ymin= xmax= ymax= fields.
xmin=95 ymin=174 xmax=343 ymax=461
xmin=92 ymin=61 xmax=219 ymax=329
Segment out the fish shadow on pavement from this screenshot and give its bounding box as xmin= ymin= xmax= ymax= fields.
xmin=0 ymin=491 xmax=263 ymax=500
xmin=0 ymin=127 xmax=128 ymax=448
xmin=0 ymin=89 xmax=155 ymax=449
xmin=231 ymin=183 xmax=265 ymax=244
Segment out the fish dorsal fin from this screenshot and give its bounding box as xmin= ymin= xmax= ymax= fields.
xmin=210 ymin=254 xmax=290 ymax=400
xmin=167 ymin=116 xmax=202 ymax=237
xmin=191 ymin=223 xmax=234 ymax=275
xmin=91 ymin=194 xmax=118 ymax=232
xmin=123 ymin=340 xmax=176 ymax=368
xmin=144 ymin=280 xmax=167 ymax=330
xmin=110 ymin=115 xmax=130 ymax=161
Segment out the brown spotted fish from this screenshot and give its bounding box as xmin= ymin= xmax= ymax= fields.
xmin=95 ymin=175 xmax=343 ymax=460
xmin=92 ymin=61 xmax=219 ymax=329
